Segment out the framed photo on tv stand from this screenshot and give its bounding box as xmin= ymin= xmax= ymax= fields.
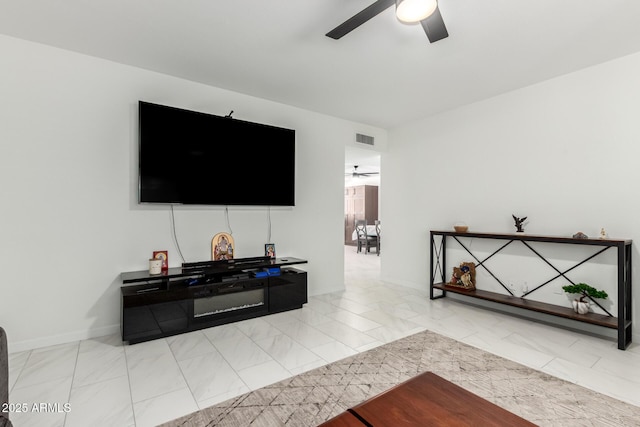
xmin=153 ymin=250 xmax=168 ymax=272
xmin=265 ymin=243 xmax=276 ymax=259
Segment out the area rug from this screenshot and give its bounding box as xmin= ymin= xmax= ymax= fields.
xmin=161 ymin=329 xmax=640 ymax=426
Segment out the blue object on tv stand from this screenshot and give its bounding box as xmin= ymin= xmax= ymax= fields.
xmin=265 ymin=267 xmax=281 ymax=276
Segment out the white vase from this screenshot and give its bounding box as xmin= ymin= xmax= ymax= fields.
xmin=572 ymin=299 xmax=590 ymax=314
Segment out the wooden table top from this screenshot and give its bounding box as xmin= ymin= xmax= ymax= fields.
xmin=320 ymin=371 xmax=537 ymax=427
xmin=317 ymin=411 xmax=364 ymax=427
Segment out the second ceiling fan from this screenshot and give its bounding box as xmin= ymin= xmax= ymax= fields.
xmin=326 ymin=0 xmax=448 ymax=43
xmin=347 ymin=165 xmax=380 ymax=178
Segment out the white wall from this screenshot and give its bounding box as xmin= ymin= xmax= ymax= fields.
xmin=0 ymin=35 xmax=386 ymax=351
xmin=382 ymin=51 xmax=640 ymax=340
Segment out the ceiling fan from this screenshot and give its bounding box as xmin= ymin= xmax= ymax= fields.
xmin=347 ymin=165 xmax=380 ymax=178
xmin=326 ymin=0 xmax=448 ymax=43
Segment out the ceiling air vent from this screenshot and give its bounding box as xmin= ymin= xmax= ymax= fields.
xmin=356 ymin=133 xmax=374 ymax=146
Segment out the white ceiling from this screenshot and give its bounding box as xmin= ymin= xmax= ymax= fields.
xmin=1 ymin=1 xmax=639 ymax=130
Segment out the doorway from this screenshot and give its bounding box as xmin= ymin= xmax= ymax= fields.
xmin=344 ymin=146 xmax=381 ymax=253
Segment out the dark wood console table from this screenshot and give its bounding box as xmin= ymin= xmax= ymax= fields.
xmin=120 ymin=256 xmax=308 ymax=344
xmin=320 ymin=372 xmax=536 ymax=426
xmin=430 ymin=231 xmax=632 ymax=350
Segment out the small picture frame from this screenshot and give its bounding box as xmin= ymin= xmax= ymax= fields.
xmin=153 ymin=250 xmax=169 ymax=271
xmin=265 ymin=243 xmax=276 ymax=259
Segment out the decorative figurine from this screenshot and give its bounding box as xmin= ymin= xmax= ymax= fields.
xmin=599 ymin=228 xmax=608 ymax=239
xmin=512 ymin=215 xmax=527 ymax=233
xmin=573 ymin=232 xmax=588 ymax=239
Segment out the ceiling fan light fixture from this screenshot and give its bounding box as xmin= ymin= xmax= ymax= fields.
xmin=395 ymin=0 xmax=438 ymax=23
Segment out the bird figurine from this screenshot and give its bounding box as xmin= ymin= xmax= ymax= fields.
xmin=512 ymin=215 xmax=527 ymax=233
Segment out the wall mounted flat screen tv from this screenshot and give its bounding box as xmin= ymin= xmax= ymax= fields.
xmin=138 ymin=101 xmax=295 ymax=206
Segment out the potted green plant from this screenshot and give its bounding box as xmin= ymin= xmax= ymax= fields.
xmin=562 ymin=283 xmax=608 ymax=314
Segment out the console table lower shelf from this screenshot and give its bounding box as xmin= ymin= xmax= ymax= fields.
xmin=433 ymin=284 xmax=621 ymax=330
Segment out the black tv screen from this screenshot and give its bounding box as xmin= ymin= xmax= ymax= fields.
xmin=138 ymin=101 xmax=295 ymax=206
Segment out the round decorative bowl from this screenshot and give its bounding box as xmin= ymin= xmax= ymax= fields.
xmin=454 ymin=224 xmax=468 ymax=233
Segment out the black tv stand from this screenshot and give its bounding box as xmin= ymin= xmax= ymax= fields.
xmin=120 ymin=256 xmax=308 ymax=344
xmin=182 ymin=255 xmax=271 ymax=270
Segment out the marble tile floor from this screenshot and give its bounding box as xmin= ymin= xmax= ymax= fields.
xmin=6 ymin=246 xmax=640 ymax=427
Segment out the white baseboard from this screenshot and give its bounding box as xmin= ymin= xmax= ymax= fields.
xmin=8 ymin=324 xmax=120 ymax=353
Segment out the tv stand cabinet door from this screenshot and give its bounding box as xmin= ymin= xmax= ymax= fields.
xmin=268 ymin=269 xmax=307 ymax=313
xmin=122 ymin=299 xmax=189 ymax=344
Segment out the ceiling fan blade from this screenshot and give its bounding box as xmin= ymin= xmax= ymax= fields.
xmin=420 ymin=5 xmax=448 ymax=43
xmin=326 ymin=0 xmax=395 ymax=40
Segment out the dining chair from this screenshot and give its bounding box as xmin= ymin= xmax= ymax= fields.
xmin=355 ymin=220 xmax=377 ymax=254
xmin=355 ymin=220 xmax=370 ymax=254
